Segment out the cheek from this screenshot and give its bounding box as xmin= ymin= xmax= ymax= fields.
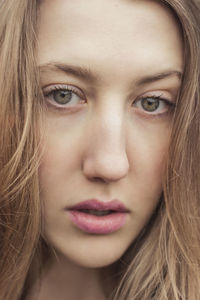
xmin=38 ymin=135 xmax=82 ymax=219
xmin=39 ymin=120 xmax=85 ymax=179
xmin=128 ymin=118 xmax=170 ymax=175
xmin=38 ymin=144 xmax=77 ymax=213
xmin=127 ymin=122 xmax=170 ymax=203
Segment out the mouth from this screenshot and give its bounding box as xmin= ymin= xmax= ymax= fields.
xmin=66 ymin=199 xmax=129 ymax=235
xmin=75 ymin=209 xmax=117 ymax=216
xmin=67 ymin=199 xmax=129 ymax=212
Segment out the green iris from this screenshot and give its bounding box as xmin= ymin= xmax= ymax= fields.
xmin=141 ymin=98 xmax=159 ymax=112
xmin=53 ymin=90 xmax=72 ymax=105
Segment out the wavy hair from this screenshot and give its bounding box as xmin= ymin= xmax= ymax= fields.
xmin=0 ymin=1 xmax=200 ymax=299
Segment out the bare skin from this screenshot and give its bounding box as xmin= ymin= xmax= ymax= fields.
xmin=28 ymin=0 xmax=183 ymax=299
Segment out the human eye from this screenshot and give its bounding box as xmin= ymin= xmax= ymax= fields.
xmin=133 ymin=93 xmax=176 ymax=117
xmin=43 ymin=84 xmax=86 ymax=110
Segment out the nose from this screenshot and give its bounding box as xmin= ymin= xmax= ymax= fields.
xmin=82 ymin=109 xmax=129 ymax=183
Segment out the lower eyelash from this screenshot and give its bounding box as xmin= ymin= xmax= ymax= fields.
xmin=135 ymin=97 xmax=176 ymax=119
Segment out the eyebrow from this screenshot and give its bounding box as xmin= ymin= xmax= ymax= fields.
xmin=39 ymin=62 xmax=182 ymax=85
xmin=39 ymin=62 xmax=98 ymax=82
xmin=136 ymin=70 xmax=182 ymax=86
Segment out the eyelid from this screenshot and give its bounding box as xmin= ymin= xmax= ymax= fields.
xmin=138 ymin=94 xmax=172 ymax=105
xmin=135 ymin=90 xmax=175 ymax=103
xmin=133 ymin=92 xmax=176 ymax=116
xmin=42 ymin=84 xmax=85 ymax=99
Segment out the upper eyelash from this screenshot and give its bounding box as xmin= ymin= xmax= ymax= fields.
xmin=43 ymin=85 xmax=175 ymax=114
xmin=43 ymin=85 xmax=84 ymax=98
xmin=139 ymin=94 xmax=171 ymax=104
xmin=141 ymin=95 xmax=162 ymax=101
xmin=133 ymin=95 xmax=176 ymax=119
xmin=138 ymin=94 xmax=175 ymax=108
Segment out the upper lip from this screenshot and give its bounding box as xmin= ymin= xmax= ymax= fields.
xmin=67 ymin=199 xmax=129 ymax=212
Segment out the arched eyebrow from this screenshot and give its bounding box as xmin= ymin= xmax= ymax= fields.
xmin=39 ymin=62 xmax=98 ymax=83
xmin=39 ymin=62 xmax=182 ymax=85
xmin=136 ymin=70 xmax=182 ymax=86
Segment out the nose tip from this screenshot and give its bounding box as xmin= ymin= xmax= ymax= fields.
xmin=82 ymin=152 xmax=129 ymax=183
xmin=82 ymin=107 xmax=129 ymax=183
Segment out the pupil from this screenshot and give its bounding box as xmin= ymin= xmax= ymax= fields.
xmin=54 ymin=90 xmax=72 ymax=104
xmin=142 ymin=98 xmax=159 ymax=112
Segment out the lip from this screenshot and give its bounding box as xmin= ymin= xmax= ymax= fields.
xmin=66 ymin=199 xmax=129 ymax=235
xmin=67 ymin=199 xmax=129 ymax=212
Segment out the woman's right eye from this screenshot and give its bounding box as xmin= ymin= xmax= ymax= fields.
xmin=43 ymin=85 xmax=86 ymax=108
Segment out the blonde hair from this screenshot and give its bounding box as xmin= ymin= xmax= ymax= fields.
xmin=0 ymin=1 xmax=200 ymax=299
xmin=0 ymin=1 xmax=42 ymax=299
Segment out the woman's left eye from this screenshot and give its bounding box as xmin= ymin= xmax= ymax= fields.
xmin=43 ymin=85 xmax=85 ymax=108
xmin=133 ymin=96 xmax=174 ymax=115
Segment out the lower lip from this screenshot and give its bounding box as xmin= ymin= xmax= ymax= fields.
xmin=68 ymin=210 xmax=128 ymax=234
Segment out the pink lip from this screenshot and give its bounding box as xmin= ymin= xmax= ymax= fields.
xmin=67 ymin=199 xmax=129 ymax=212
xmin=66 ymin=199 xmax=129 ymax=235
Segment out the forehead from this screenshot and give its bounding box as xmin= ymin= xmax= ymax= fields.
xmin=37 ymin=0 xmax=183 ymax=78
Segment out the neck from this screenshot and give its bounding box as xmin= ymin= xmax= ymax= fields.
xmin=26 ymin=252 xmax=109 ymax=300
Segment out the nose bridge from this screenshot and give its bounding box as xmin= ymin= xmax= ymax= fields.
xmin=94 ymin=107 xmax=125 ymax=153
xmin=83 ymin=101 xmax=129 ymax=182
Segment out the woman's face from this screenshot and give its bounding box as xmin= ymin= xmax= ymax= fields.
xmin=38 ymin=0 xmax=183 ymax=268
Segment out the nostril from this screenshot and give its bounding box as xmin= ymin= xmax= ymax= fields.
xmin=90 ymin=177 xmax=107 ymax=183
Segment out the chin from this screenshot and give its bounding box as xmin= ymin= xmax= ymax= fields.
xmin=67 ymin=251 xmax=121 ymax=269
xmin=49 ymin=234 xmax=131 ymax=269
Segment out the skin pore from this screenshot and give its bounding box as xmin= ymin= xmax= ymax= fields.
xmin=31 ymin=0 xmax=183 ymax=299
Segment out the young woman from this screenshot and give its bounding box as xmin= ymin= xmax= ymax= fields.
xmin=0 ymin=0 xmax=200 ymax=299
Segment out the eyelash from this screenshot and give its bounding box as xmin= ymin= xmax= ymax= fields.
xmin=134 ymin=95 xmax=175 ymax=117
xmin=43 ymin=85 xmax=175 ymax=116
xmin=43 ymin=84 xmax=85 ymax=102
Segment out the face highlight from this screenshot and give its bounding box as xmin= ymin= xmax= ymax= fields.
xmin=38 ymin=0 xmax=183 ymax=268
